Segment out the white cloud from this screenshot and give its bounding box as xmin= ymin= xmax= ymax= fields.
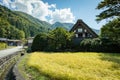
xmin=0 ymin=0 xmax=75 ymax=23
xmin=49 ymin=8 xmax=75 ymax=24
xmin=1 ymin=0 xmax=11 ymax=6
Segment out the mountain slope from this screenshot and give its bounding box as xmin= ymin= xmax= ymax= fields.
xmin=0 ymin=5 xmax=51 ymax=39
xmin=51 ymin=22 xmax=74 ymax=31
xmin=92 ymin=28 xmax=100 ymax=35
xmin=0 ymin=4 xmax=99 ymax=40
xmin=14 ymin=11 xmax=51 ymax=29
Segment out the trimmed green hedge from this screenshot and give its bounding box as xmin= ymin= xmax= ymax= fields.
xmin=0 ymin=42 xmax=7 ymax=50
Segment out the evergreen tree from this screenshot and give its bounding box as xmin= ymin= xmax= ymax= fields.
xmin=100 ymin=18 xmax=120 ymax=42
xmin=96 ymin=0 xmax=120 ymax=21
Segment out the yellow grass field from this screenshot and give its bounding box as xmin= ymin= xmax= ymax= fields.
xmin=19 ymin=52 xmax=120 ymax=80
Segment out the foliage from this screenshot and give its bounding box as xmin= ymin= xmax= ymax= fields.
xmin=100 ymin=18 xmax=120 ymax=43
xmin=0 ymin=18 xmax=25 ymax=39
xmin=51 ymin=22 xmax=74 ymax=31
xmin=96 ymin=0 xmax=120 ymax=21
xmin=80 ymin=38 xmax=120 ymax=52
xmin=96 ymin=0 xmax=120 ymax=51
xmin=31 ymin=27 xmax=120 ymax=52
xmin=0 ymin=42 xmax=7 ymax=50
xmin=47 ymin=27 xmax=74 ymax=51
xmin=0 ymin=5 xmax=51 ymax=39
xmin=80 ymin=39 xmax=92 ymax=51
xmin=80 ymin=18 xmax=120 ymax=53
xmin=31 ymin=33 xmax=48 ymax=52
xmin=31 ymin=27 xmax=74 ymax=52
xmin=19 ymin=52 xmax=120 ymax=80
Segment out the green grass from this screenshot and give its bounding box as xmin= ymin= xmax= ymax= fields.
xmin=18 ymin=52 xmax=120 ymax=80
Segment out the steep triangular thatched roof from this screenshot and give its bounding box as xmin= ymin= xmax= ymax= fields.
xmin=70 ymin=19 xmax=98 ymax=38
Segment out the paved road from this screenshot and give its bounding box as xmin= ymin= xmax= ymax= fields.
xmin=0 ymin=46 xmax=23 ymax=58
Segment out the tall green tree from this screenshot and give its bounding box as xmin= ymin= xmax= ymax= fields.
xmin=97 ymin=0 xmax=120 ymax=45
xmin=47 ymin=27 xmax=73 ymax=51
xmin=0 ymin=18 xmax=25 ymax=39
xmin=0 ymin=18 xmax=10 ymax=38
xmin=31 ymin=27 xmax=74 ymax=52
xmin=100 ymin=18 xmax=120 ymax=42
xmin=18 ymin=30 xmax=25 ymax=40
xmin=0 ymin=4 xmax=51 ymax=38
xmin=96 ymin=0 xmax=120 ymax=21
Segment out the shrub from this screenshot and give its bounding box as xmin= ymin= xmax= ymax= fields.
xmin=80 ymin=39 xmax=92 ymax=51
xmin=31 ymin=33 xmax=48 ymax=52
xmin=80 ymin=38 xmax=120 ymax=53
xmin=0 ymin=42 xmax=7 ymax=50
xmin=90 ymin=38 xmax=102 ymax=52
xmin=47 ymin=27 xmax=73 ymax=51
xmin=100 ymin=38 xmax=120 ymax=52
xmin=31 ymin=27 xmax=74 ymax=52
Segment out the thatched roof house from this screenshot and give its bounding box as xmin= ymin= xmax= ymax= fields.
xmin=70 ymin=19 xmax=98 ymax=42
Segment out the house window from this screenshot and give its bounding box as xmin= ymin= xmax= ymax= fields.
xmin=78 ymin=28 xmax=82 ymax=32
xmin=87 ymin=34 xmax=93 ymax=37
xmin=75 ymin=34 xmax=78 ymax=38
xmin=84 ymin=29 xmax=87 ymax=32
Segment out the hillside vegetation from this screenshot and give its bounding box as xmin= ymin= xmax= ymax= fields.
xmin=18 ymin=52 xmax=120 ymax=80
xmin=0 ymin=5 xmax=51 ymax=39
xmin=51 ymin=22 xmax=74 ymax=31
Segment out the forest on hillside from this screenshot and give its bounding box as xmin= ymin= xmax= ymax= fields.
xmin=0 ymin=5 xmax=51 ymax=39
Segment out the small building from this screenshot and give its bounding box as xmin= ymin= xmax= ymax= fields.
xmin=0 ymin=38 xmax=7 ymax=42
xmin=0 ymin=38 xmax=22 ymax=46
xmin=70 ymin=19 xmax=98 ymax=43
xmin=27 ymin=37 xmax=34 ymax=48
xmin=8 ymin=39 xmax=22 ymax=46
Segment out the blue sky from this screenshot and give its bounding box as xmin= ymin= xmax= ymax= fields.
xmin=43 ymin=0 xmax=106 ymax=29
xmin=0 ymin=0 xmax=106 ymax=29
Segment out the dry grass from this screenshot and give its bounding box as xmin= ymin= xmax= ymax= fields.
xmin=19 ymin=52 xmax=120 ymax=80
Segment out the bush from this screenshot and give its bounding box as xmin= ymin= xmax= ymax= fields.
xmin=31 ymin=33 xmax=48 ymax=52
xmin=31 ymin=27 xmax=73 ymax=52
xmin=80 ymin=38 xmax=120 ymax=53
xmin=100 ymin=38 xmax=120 ymax=52
xmin=90 ymin=38 xmax=102 ymax=51
xmin=0 ymin=42 xmax=7 ymax=50
xmin=80 ymin=39 xmax=92 ymax=51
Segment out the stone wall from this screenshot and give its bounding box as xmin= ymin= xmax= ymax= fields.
xmin=0 ymin=50 xmax=25 ymax=79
